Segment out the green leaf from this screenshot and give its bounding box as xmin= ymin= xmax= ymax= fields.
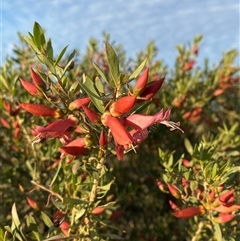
xmin=184 ymin=138 xmax=193 ymax=155
xmin=33 ymin=22 xmax=42 ymax=49
xmin=93 ymin=62 xmax=108 ymax=84
xmin=95 ymin=76 xmax=104 ymax=96
xmin=79 ymin=74 xmax=105 ymax=113
xmin=74 ymin=208 xmax=86 ymax=222
xmin=26 ymin=216 xmax=41 ymax=241
xmin=41 ymin=211 xmax=53 ymax=228
xmin=119 ymin=73 xmax=130 ymax=85
xmin=46 ymin=39 xmax=54 ymax=60
xmin=11 ymin=203 xmax=21 ymax=228
xmin=55 ymin=45 xmax=69 ymax=66
xmin=50 ymin=161 xmax=63 ymax=186
xmin=129 ymin=58 xmax=147 ymax=80
xmin=23 ymin=34 xmax=41 ymax=55
xmin=105 ymin=41 xmax=119 ymax=87
xmin=213 ymin=223 xmax=222 ymax=241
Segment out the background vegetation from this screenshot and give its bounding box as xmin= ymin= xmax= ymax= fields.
xmin=0 ymin=23 xmax=239 ymax=241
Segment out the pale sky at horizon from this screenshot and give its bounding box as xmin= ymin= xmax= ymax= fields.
xmin=1 ymin=0 xmax=239 ymax=67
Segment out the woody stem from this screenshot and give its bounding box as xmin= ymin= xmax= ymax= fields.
xmin=89 ymin=156 xmax=105 ymax=203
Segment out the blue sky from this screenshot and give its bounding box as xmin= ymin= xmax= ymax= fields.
xmin=1 ymin=0 xmax=239 ymax=67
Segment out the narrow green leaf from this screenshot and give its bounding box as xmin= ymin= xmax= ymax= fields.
xmin=46 ymin=39 xmax=54 ymax=60
xmin=41 ymin=211 xmax=53 ymax=228
xmin=74 ymin=208 xmax=86 ymax=221
xmin=26 ymin=216 xmax=41 ymax=241
xmin=11 ymin=203 xmax=21 ymax=228
xmin=184 ymin=138 xmax=193 ymax=155
xmin=50 ymin=161 xmax=63 ymax=186
xmin=213 ymin=223 xmax=222 ymax=241
xmin=33 ymin=22 xmax=42 ymax=49
xmin=23 ymin=35 xmax=41 ymax=55
xmin=105 ymin=41 xmax=119 ymax=87
xmin=93 ymin=62 xmax=108 ymax=84
xmin=95 ymin=76 xmax=104 ymax=96
xmin=129 ymin=58 xmax=147 ymax=80
xmin=55 ymin=45 xmax=69 ymax=65
xmin=79 ymin=74 xmax=105 ymax=113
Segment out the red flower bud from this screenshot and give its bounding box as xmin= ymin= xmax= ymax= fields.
xmin=133 ymin=68 xmax=149 ymax=96
xmin=68 ymin=97 xmax=91 ymax=111
xmin=26 ymin=197 xmax=41 ymax=210
xmin=92 ymin=206 xmax=105 ymax=215
xmin=82 ymin=106 xmax=100 ymax=123
xmin=99 ymin=130 xmax=108 ymax=148
xmin=183 ymin=60 xmax=195 ymax=71
xmin=0 ymin=118 xmax=10 ymax=128
xmin=30 ymin=68 xmax=46 ymax=89
xmin=20 ymin=78 xmax=43 ymax=97
xmin=19 ymin=102 xmax=63 ymax=118
xmin=169 ymin=200 xmax=180 ymax=211
xmin=140 ymin=78 xmax=164 ymax=100
xmin=172 ymin=206 xmax=205 ymax=219
xmin=59 ymin=221 xmax=70 ymax=236
xmin=110 ymin=96 xmax=136 ymax=117
xmin=167 ymin=183 xmax=181 ymax=199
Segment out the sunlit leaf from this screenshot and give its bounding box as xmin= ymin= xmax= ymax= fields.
xmin=105 ymin=41 xmax=119 ymax=87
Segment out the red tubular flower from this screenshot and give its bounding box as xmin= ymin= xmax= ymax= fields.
xmin=140 ymin=77 xmax=164 ymax=100
xmin=59 ymin=137 xmax=90 ymax=156
xmin=109 ymin=96 xmax=136 ymax=117
xmin=214 ymin=213 xmax=235 ymax=223
xmin=31 ymin=117 xmax=77 ymax=145
xmin=101 ymin=113 xmax=133 ymax=146
xmin=133 ymin=68 xmax=149 ymax=96
xmin=218 ymin=189 xmax=235 ymax=205
xmin=123 ymin=109 xmax=171 ymax=130
xmin=30 ymin=68 xmax=46 ymax=89
xmin=82 ymin=106 xmax=100 ymax=123
xmin=211 ymin=204 xmax=240 ymax=213
xmin=68 ymin=97 xmax=91 ymax=111
xmin=20 ymin=78 xmax=43 ymax=97
xmin=19 ymin=102 xmax=63 ymax=118
xmin=172 ymin=206 xmax=205 ymax=219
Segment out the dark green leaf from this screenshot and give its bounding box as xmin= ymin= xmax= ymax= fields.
xmin=105 ymin=41 xmax=119 ymax=87
xmin=26 ymin=216 xmax=41 ymax=241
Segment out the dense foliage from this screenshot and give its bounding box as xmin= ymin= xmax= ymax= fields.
xmin=0 ymin=22 xmax=239 ymax=241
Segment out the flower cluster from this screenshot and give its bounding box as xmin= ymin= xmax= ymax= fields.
xmin=19 ymin=65 xmax=183 ymax=161
xmin=157 ymin=178 xmax=240 ymax=223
